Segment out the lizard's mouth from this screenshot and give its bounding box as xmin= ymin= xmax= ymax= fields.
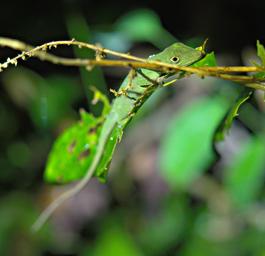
xmin=158 ymin=72 xmax=176 ymax=84
xmin=159 ymin=69 xmax=183 ymax=80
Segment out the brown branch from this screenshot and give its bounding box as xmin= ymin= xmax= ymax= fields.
xmin=1 ymin=38 xmax=265 ymax=91
xmin=197 ymin=66 xmax=265 ymax=73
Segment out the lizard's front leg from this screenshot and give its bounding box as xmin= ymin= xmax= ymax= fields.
xmin=110 ymin=69 xmax=137 ymax=97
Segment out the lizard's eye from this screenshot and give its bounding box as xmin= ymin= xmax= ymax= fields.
xmin=170 ymin=56 xmax=180 ymax=63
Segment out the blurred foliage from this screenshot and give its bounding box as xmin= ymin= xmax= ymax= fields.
xmin=94 ymin=9 xmax=176 ymax=52
xmin=0 ymin=193 xmax=52 ymax=256
xmin=159 ymin=95 xmax=230 ymax=187
xmin=2 ymin=68 xmax=81 ymax=130
xmin=66 ymin=14 xmax=108 ymax=115
xmin=0 ymin=7 xmax=265 ymax=256
xmin=224 ymin=135 xmax=265 ymax=208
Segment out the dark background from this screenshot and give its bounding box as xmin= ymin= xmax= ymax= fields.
xmin=1 ymin=0 xmax=265 ymax=54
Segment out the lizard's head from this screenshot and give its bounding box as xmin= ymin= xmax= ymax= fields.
xmin=148 ymin=42 xmax=205 ymax=66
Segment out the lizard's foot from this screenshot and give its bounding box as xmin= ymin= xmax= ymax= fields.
xmin=110 ymin=88 xmax=128 ymax=97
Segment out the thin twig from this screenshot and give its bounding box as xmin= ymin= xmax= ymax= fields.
xmin=1 ymin=38 xmax=265 ymax=91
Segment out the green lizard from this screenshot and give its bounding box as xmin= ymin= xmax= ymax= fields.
xmin=32 ymin=42 xmax=204 ymax=231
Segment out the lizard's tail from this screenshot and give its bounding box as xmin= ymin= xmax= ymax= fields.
xmin=31 ymin=164 xmax=95 ymax=232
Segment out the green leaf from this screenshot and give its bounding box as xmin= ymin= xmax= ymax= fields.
xmin=254 ymin=40 xmax=265 ymax=79
xmin=44 ymin=112 xmax=122 ymax=183
xmin=224 ymin=135 xmax=265 ymax=208
xmin=214 ymin=88 xmax=253 ymax=141
xmin=159 ymin=96 xmax=229 ymax=187
xmin=44 ymin=110 xmax=101 ymax=183
xmin=192 ymin=52 xmax=217 ymax=67
xmin=257 ymin=40 xmax=265 ymax=66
